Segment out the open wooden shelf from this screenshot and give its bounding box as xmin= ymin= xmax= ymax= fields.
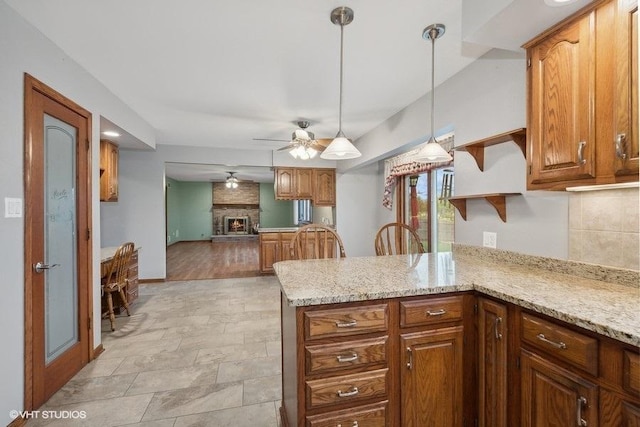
xmin=455 ymin=128 xmax=526 ymax=171
xmin=448 ymin=193 xmax=521 ymax=222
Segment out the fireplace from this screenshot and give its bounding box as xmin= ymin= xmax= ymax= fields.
xmin=224 ymin=216 xmax=250 ymax=235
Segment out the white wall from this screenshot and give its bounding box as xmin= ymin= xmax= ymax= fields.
xmin=335 ymin=163 xmax=382 ymax=257
xmin=339 ymin=49 xmax=569 ymax=259
xmin=0 ymin=3 xmax=154 ymax=423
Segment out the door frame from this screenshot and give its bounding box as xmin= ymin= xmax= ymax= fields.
xmin=23 ymin=74 xmax=94 ymax=410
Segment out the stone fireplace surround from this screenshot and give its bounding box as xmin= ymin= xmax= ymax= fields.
xmin=212 ymin=182 xmax=259 ymax=236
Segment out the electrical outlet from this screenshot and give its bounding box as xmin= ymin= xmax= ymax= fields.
xmin=483 ymin=231 xmax=497 ymax=248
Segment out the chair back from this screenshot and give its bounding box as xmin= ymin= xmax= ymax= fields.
xmin=104 ymin=242 xmax=135 ymax=290
xmin=290 ymin=224 xmax=346 ymax=260
xmin=374 ymin=222 xmax=425 ymax=255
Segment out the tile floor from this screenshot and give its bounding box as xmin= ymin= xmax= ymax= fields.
xmin=27 ymin=276 xmax=283 ymax=427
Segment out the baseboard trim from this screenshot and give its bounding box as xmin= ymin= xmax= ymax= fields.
xmin=8 ymin=415 xmax=26 ymax=427
xmin=93 ymin=344 xmax=104 ymax=359
xmin=139 ymin=278 xmax=165 ymax=284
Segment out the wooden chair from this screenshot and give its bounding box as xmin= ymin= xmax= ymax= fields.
xmin=290 ymin=224 xmax=346 ymax=260
xmin=102 ymin=242 xmax=134 ymax=331
xmin=374 ymin=222 xmax=425 ymax=255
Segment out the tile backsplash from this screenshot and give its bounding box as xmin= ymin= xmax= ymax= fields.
xmin=569 ymin=187 xmax=639 ymax=271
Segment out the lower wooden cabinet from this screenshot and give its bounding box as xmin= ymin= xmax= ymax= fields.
xmin=601 ymin=388 xmax=640 ymax=426
xmin=305 ymin=401 xmax=388 ymax=427
xmin=281 ymin=292 xmax=640 ymax=426
xmin=478 ymin=297 xmax=508 ymax=427
xmin=521 ymin=349 xmax=598 ymax=426
xmin=401 ymin=326 xmax=464 ymax=427
xmin=259 ymin=232 xmax=294 ymax=273
xmin=126 ymin=249 xmax=139 ymax=303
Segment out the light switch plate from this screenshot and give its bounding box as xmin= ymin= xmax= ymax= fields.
xmin=4 ymin=197 xmax=23 ymax=218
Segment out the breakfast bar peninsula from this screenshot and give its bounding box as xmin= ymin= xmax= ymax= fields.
xmin=274 ymin=246 xmax=640 ymax=427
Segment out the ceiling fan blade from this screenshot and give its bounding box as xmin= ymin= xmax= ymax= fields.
xmin=277 ymin=143 xmax=296 ymax=151
xmin=252 ymin=138 xmax=290 ymax=142
xmin=309 ymin=142 xmax=327 ymax=152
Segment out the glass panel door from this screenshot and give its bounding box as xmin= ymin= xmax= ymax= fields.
xmin=43 ymin=114 xmax=78 ymax=363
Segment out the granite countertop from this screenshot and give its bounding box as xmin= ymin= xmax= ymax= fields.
xmin=258 ymin=227 xmax=300 ymax=233
xmin=274 ymin=247 xmax=640 ymax=347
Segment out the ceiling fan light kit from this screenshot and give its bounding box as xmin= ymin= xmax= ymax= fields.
xmin=321 ymin=6 xmax=362 ymax=160
xmin=225 ymin=172 xmax=239 ymax=189
xmin=414 ymin=23 xmax=453 ymax=163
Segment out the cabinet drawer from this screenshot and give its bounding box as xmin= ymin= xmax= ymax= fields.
xmin=400 ymin=295 xmax=463 ymax=327
xmin=304 ymin=304 xmax=388 ymax=340
xmin=305 ymin=337 xmax=388 ymax=375
xmin=521 ymin=312 xmax=598 ymax=375
xmin=624 ymin=350 xmax=640 ymax=396
xmin=306 ymin=368 xmax=388 ymax=409
xmin=306 ymin=401 xmax=388 ymax=427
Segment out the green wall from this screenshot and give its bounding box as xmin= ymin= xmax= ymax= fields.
xmin=260 ymin=183 xmax=294 ymax=227
xmin=166 ymin=179 xmax=213 ymax=243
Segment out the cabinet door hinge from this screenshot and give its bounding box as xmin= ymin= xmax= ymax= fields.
xmin=527 ymin=57 xmax=531 ymax=67
xmin=528 ymin=164 xmax=532 ymax=175
xmin=473 ymin=303 xmax=478 ymax=315
xmin=516 ymin=355 xmax=521 ymax=369
xmin=86 ymin=228 xmax=91 ymax=240
xmin=86 ymin=139 xmax=90 ymax=151
xmin=88 ymin=315 xmax=92 ymax=331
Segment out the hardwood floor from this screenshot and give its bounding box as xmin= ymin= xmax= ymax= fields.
xmin=166 ymin=238 xmax=260 ymax=281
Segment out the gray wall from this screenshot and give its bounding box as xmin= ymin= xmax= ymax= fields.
xmin=0 ymin=3 xmax=155 ymax=423
xmin=341 ymin=49 xmax=569 ymax=259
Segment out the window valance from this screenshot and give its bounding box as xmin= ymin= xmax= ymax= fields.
xmin=382 ymin=134 xmax=454 ymax=210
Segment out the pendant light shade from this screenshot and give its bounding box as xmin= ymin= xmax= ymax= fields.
xmin=414 ymin=23 xmax=453 ymax=163
xmin=321 ymin=7 xmax=361 ymax=160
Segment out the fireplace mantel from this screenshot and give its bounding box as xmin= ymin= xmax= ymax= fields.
xmin=212 ymin=203 xmax=259 ymax=210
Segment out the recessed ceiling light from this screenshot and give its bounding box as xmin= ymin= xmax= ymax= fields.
xmin=102 ymin=131 xmax=120 ymax=137
xmin=544 ymin=0 xmax=579 ymax=6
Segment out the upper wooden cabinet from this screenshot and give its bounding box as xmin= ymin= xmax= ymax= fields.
xmin=525 ymin=0 xmax=639 ymax=190
xmin=100 ymin=139 xmax=118 ymax=202
xmin=613 ymin=0 xmax=639 ymax=177
xmin=313 ymin=168 xmax=336 ymax=206
xmin=274 ymin=167 xmax=336 ymax=206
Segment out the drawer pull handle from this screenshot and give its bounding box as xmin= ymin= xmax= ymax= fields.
xmin=426 ymin=309 xmax=446 ymax=316
xmin=494 ymin=317 xmax=503 ymax=340
xmin=616 ymin=133 xmax=627 ymax=160
xmin=336 ymin=387 xmax=359 ymax=398
xmin=577 ymin=141 xmax=587 ymax=165
xmin=336 ymin=353 xmax=358 ymax=363
xmin=577 ymin=396 xmax=587 ymax=426
xmin=336 ymin=422 xmax=359 ymax=427
xmin=335 ymin=320 xmax=357 ymax=328
xmin=406 ymin=346 xmax=413 ymax=370
xmin=537 ymin=333 xmax=567 ymax=349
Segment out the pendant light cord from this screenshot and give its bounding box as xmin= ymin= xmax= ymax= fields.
xmin=429 ymin=28 xmax=436 ymax=142
xmin=338 ymin=22 xmax=345 ymax=136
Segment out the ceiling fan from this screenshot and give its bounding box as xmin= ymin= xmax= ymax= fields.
xmin=253 ymin=121 xmax=331 ymax=159
xmin=223 ymin=171 xmax=243 ymax=188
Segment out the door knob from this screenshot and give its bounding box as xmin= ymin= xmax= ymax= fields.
xmin=34 ymin=262 xmax=60 ymax=274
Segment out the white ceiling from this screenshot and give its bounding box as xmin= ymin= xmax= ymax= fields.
xmin=6 ymin=0 xmax=593 ymax=182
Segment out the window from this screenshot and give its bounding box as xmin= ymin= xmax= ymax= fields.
xmin=404 ymin=167 xmax=454 ymax=252
xmin=294 ymin=199 xmax=312 ymax=225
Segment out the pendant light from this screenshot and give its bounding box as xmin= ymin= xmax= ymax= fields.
xmin=414 ymin=23 xmax=453 ymax=163
xmin=321 ymin=7 xmax=362 ymax=160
